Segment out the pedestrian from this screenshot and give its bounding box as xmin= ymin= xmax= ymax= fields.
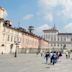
xmin=40 ymin=51 xmax=44 ymax=57
xmin=45 ymin=52 xmax=50 ymax=64
xmin=14 ymin=51 xmax=17 ymax=57
xmin=65 ymin=51 xmax=68 ymax=59
xmin=50 ymin=52 xmax=53 ymax=64
xmin=1 ymin=51 xmax=3 ymax=55
xmin=51 ymin=51 xmax=57 ymax=65
xmin=59 ymin=52 xmax=62 ymax=57
xmin=68 ymin=51 xmax=70 ymax=58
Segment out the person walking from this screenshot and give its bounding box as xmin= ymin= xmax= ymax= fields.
xmin=45 ymin=52 xmax=50 ymax=64
xmin=50 ymin=52 xmax=53 ymax=64
xmin=65 ymin=51 xmax=68 ymax=59
xmin=51 ymin=51 xmax=57 ymax=65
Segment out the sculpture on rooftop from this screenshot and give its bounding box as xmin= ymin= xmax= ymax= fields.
xmin=0 ymin=6 xmax=7 ymax=19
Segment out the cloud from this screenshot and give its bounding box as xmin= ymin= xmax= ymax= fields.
xmin=38 ymin=0 xmax=72 ymax=19
xmin=38 ymin=0 xmax=59 ymax=22
xmin=44 ymin=13 xmax=53 ymax=21
xmin=34 ymin=24 xmax=51 ymax=33
xmin=39 ymin=0 xmax=58 ymax=8
xmin=34 ymin=24 xmax=51 ymax=35
xmin=59 ymin=0 xmax=72 ymax=18
xmin=64 ymin=23 xmax=72 ymax=32
xmin=23 ymin=14 xmax=34 ymax=20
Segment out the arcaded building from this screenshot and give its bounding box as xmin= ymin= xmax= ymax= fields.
xmin=0 ymin=7 xmax=48 ymax=54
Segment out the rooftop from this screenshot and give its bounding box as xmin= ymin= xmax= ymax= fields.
xmin=58 ymin=33 xmax=72 ymax=35
xmin=43 ymin=24 xmax=58 ymax=33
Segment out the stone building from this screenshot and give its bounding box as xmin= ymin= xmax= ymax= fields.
xmin=0 ymin=7 xmax=48 ymax=54
xmin=43 ymin=25 xmax=72 ymax=51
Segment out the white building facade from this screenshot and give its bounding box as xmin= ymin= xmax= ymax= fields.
xmin=43 ymin=26 xmax=72 ymax=51
xmin=0 ymin=7 xmax=48 ymax=54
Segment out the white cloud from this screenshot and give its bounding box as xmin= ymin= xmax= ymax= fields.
xmin=44 ymin=13 xmax=53 ymax=21
xmin=39 ymin=0 xmax=58 ymax=8
xmin=35 ymin=24 xmax=51 ymax=33
xmin=34 ymin=24 xmax=51 ymax=35
xmin=23 ymin=14 xmax=34 ymax=20
xmin=38 ymin=0 xmax=72 ymax=19
xmin=59 ymin=0 xmax=72 ymax=18
xmin=64 ymin=23 xmax=72 ymax=32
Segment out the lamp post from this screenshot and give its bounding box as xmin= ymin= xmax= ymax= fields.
xmin=14 ymin=41 xmax=17 ymax=57
xmin=37 ymin=37 xmax=41 ymax=54
xmin=1 ymin=44 xmax=4 ymax=54
xmin=14 ymin=21 xmax=20 ymax=57
xmin=14 ymin=41 xmax=20 ymax=57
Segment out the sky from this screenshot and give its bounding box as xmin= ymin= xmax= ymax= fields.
xmin=0 ymin=0 xmax=72 ymax=35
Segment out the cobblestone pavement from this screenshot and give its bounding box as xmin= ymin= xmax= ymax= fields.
xmin=0 ymin=53 xmax=72 ymax=72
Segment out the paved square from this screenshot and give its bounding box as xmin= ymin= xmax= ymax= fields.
xmin=0 ymin=53 xmax=72 ymax=72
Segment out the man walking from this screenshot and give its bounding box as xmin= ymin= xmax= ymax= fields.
xmin=45 ymin=52 xmax=50 ymax=64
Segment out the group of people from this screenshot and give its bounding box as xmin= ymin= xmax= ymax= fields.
xmin=41 ymin=51 xmax=62 ymax=65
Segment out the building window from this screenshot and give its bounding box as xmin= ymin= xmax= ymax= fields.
xmin=23 ymin=38 xmax=25 ymax=43
xmin=26 ymin=39 xmax=28 ymax=44
xmin=54 ymin=44 xmax=56 ymax=46
xmin=54 ymin=37 xmax=56 ymax=41
xmin=57 ymin=44 xmax=59 ymax=47
xmin=58 ymin=37 xmax=59 ymax=41
xmin=1 ymin=44 xmax=4 ymax=46
xmin=51 ymin=37 xmax=53 ymax=41
xmin=7 ymin=35 xmax=10 ymax=41
xmin=67 ymin=35 xmax=69 ymax=38
xmin=51 ymin=44 xmax=53 ymax=46
xmin=14 ymin=36 xmax=17 ymax=42
xmin=61 ymin=44 xmax=62 ymax=47
xmin=11 ymin=36 xmax=13 ymax=42
xmin=71 ymin=38 xmax=72 ymax=41
xmin=3 ymin=27 xmax=6 ymax=32
xmin=14 ymin=36 xmax=16 ymax=42
xmin=61 ymin=37 xmax=62 ymax=41
xmin=18 ymin=38 xmax=21 ymax=43
xmin=64 ymin=38 xmax=66 ymax=41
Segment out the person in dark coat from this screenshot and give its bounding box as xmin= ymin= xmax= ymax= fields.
xmin=45 ymin=52 xmax=50 ymax=64
xmin=51 ymin=52 xmax=57 ymax=65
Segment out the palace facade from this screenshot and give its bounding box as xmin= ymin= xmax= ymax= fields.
xmin=0 ymin=7 xmax=48 ymax=54
xmin=43 ymin=25 xmax=72 ymax=51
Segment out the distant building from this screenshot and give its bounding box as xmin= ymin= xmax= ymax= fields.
xmin=0 ymin=7 xmax=48 ymax=54
xmin=43 ymin=25 xmax=72 ymax=51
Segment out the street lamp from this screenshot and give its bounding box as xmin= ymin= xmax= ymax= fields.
xmin=10 ymin=44 xmax=13 ymax=54
xmin=13 ymin=21 xmax=21 ymax=57
xmin=1 ymin=44 xmax=4 ymax=54
xmin=14 ymin=41 xmax=20 ymax=57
